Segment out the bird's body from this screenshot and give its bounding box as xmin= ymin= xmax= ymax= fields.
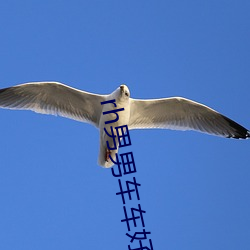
xmin=0 ymin=82 xmax=249 ymax=168
xmin=98 ymin=86 xmax=131 ymax=167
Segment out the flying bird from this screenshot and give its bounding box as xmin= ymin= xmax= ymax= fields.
xmin=0 ymin=82 xmax=249 ymax=167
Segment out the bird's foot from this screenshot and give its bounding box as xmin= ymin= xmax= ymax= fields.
xmin=105 ymin=149 xmax=111 ymax=162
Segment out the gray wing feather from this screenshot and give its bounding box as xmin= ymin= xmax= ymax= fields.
xmin=0 ymin=82 xmax=106 ymax=127
xmin=129 ymin=97 xmax=249 ymax=139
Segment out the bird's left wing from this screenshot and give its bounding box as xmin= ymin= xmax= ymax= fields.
xmin=0 ymin=82 xmax=106 ymax=127
xmin=129 ymin=97 xmax=249 ymax=139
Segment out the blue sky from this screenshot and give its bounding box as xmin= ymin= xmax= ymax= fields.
xmin=0 ymin=1 xmax=249 ymax=249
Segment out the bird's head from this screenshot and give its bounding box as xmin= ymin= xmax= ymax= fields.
xmin=110 ymin=84 xmax=130 ymax=100
xmin=119 ymin=84 xmax=130 ymax=99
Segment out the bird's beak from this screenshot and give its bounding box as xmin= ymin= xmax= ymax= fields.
xmin=120 ymin=85 xmax=125 ymax=93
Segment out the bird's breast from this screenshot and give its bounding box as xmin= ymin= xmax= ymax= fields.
xmin=99 ymin=100 xmax=130 ymax=141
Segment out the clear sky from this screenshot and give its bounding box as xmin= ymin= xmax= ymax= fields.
xmin=0 ymin=1 xmax=249 ymax=250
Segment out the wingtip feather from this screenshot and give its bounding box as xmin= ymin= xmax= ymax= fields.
xmin=222 ymin=115 xmax=250 ymax=139
xmin=0 ymin=88 xmax=8 ymax=94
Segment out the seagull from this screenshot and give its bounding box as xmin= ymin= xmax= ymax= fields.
xmin=0 ymin=82 xmax=249 ymax=167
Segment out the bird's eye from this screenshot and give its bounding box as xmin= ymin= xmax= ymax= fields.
xmin=125 ymin=92 xmax=129 ymax=97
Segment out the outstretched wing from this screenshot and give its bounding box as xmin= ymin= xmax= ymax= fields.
xmin=129 ymin=97 xmax=249 ymax=139
xmin=0 ymin=82 xmax=106 ymax=127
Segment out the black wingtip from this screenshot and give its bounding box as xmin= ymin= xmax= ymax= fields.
xmin=0 ymin=88 xmax=8 ymax=94
xmin=247 ymin=131 xmax=250 ymax=138
xmin=222 ymin=115 xmax=250 ymax=139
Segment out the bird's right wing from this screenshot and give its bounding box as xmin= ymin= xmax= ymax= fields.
xmin=129 ymin=97 xmax=249 ymax=139
xmin=0 ymin=82 xmax=107 ymax=127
